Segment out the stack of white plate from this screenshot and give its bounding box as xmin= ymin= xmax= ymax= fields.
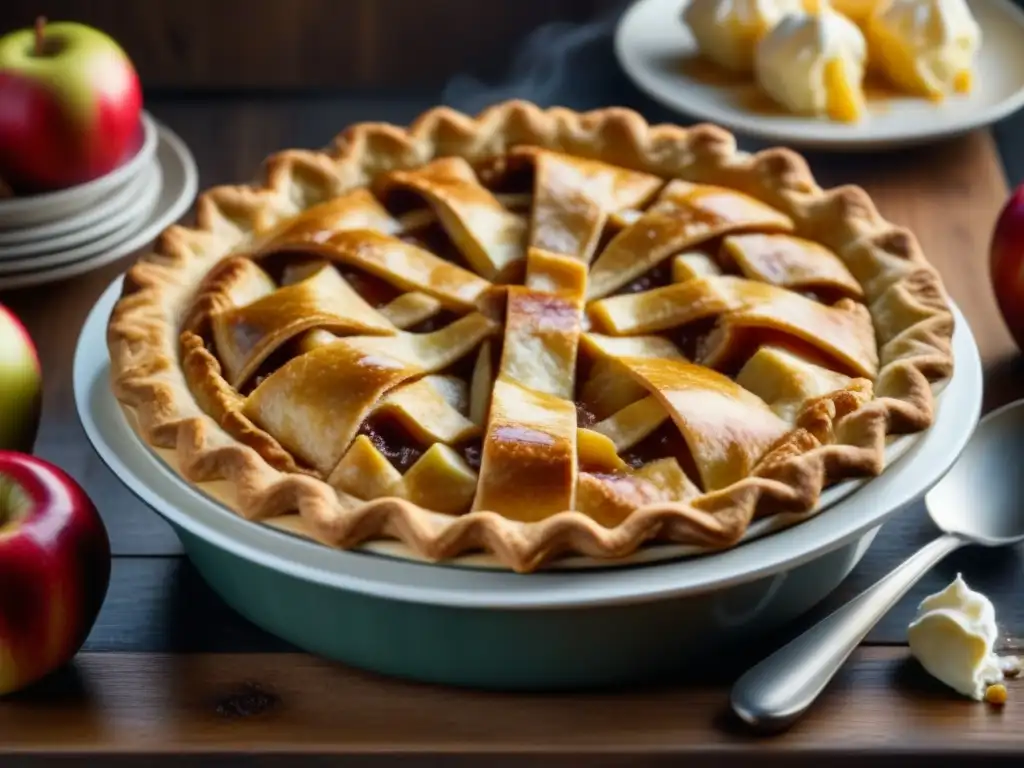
xmin=0 ymin=112 xmax=198 ymax=290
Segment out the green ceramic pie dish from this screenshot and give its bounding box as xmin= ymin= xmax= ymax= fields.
xmin=76 ymin=277 xmax=982 ymax=690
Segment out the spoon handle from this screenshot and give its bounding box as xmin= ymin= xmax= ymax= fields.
xmin=731 ymin=533 xmax=964 ymax=732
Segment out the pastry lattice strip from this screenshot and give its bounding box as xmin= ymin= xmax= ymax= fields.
xmin=588 ymin=275 xmax=879 ymax=378
xmin=468 ymin=149 xmax=670 ymax=521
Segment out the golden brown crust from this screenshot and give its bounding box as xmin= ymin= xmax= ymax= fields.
xmin=107 ymin=101 xmax=954 ymax=573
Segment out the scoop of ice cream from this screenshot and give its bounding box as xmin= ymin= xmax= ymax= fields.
xmin=755 ymin=5 xmax=868 ymax=121
xmin=867 ymin=0 xmax=981 ymax=99
xmin=683 ymin=0 xmax=806 ymax=73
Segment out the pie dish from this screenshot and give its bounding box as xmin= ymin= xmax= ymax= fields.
xmin=107 ymin=100 xmax=954 ymax=573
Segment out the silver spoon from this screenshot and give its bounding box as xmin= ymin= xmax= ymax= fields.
xmin=731 ymin=398 xmax=1024 ymax=732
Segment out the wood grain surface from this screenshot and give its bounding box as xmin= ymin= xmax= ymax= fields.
xmin=0 ymin=648 xmax=1021 ymax=763
xmin=0 ymin=86 xmax=1023 ymax=762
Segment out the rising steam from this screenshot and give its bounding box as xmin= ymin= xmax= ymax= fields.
xmin=441 ymin=10 xmax=623 ymax=114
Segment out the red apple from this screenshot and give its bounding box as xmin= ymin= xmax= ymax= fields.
xmin=0 ymin=18 xmax=142 ymax=192
xmin=0 ymin=304 xmax=41 ymax=453
xmin=0 ymin=452 xmax=110 ymax=696
xmin=990 ymin=184 xmax=1024 ymax=352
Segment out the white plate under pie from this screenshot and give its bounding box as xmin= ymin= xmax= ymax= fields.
xmin=0 ymin=163 xmax=157 ymax=249
xmin=614 ymin=0 xmax=1024 ymax=150
xmin=0 ymin=120 xmax=198 ymax=291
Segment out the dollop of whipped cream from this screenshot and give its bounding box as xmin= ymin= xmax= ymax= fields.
xmin=683 ymin=0 xmax=807 ymax=73
xmin=867 ymin=0 xmax=981 ymax=99
xmin=754 ymin=4 xmax=868 ymax=121
xmin=907 ymin=574 xmax=1018 ymax=700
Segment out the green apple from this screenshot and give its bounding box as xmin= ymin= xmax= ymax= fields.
xmin=0 ymin=304 xmax=42 ymax=453
xmin=0 ymin=18 xmax=142 ymax=191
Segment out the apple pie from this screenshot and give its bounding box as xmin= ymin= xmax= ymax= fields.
xmin=107 ymin=101 xmax=954 ymax=572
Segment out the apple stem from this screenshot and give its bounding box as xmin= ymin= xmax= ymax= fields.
xmin=34 ymin=16 xmax=46 ymax=57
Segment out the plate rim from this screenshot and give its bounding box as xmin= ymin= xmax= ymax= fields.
xmin=614 ymin=0 xmax=1024 ymax=150
xmin=0 ymin=163 xmax=163 ymax=265
xmin=75 ymin=274 xmax=983 ymax=610
xmin=0 ymin=161 xmax=155 ymax=247
xmin=0 ymin=121 xmax=198 ymax=290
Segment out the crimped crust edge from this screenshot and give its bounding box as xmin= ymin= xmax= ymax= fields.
xmin=107 ymin=101 xmax=954 ymax=573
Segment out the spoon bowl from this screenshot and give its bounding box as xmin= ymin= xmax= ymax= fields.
xmin=925 ymin=399 xmax=1024 ymax=547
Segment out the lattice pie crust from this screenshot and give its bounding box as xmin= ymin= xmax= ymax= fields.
xmin=107 ymin=101 xmax=954 ymax=572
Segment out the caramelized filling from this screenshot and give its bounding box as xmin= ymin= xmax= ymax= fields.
xmin=337 ymin=267 xmax=402 ymax=308
xmin=458 ymin=437 xmax=483 ymax=472
xmin=400 ymin=222 xmax=469 ymax=269
xmin=620 ymin=422 xmax=702 ymax=489
xmin=240 ymin=340 xmax=305 ymax=395
xmin=357 ymin=416 xmax=427 ymax=473
xmin=474 ymin=155 xmax=534 ymax=195
xmin=573 ymin=352 xmax=596 ymax=402
xmin=253 ymin=251 xmax=321 ymax=284
xmin=575 ymin=401 xmax=598 ymax=428
xmin=798 ymin=288 xmax=849 ymax=307
xmin=489 ymin=330 xmax=505 ymax=370
xmin=496 ymin=193 xmax=532 ymax=213
xmin=253 ymin=252 xmax=402 ymax=309
xmin=396 ymin=207 xmax=437 ymax=233
xmin=668 ymin=317 xmax=718 ymax=361
xmin=704 ymin=236 xmax=735 ymax=270
xmin=405 ymin=309 xmax=461 ymax=335
xmin=436 ymin=348 xmax=482 ymax=384
xmin=592 ymin=222 xmax=619 ymax=257
xmin=378 ymin=187 xmax=428 ymax=218
xmin=616 ymin=262 xmax=673 ymax=295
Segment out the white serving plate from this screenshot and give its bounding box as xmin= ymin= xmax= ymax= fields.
xmin=0 ymin=162 xmax=155 ymax=248
xmin=76 ymin=273 xmax=982 ymax=609
xmin=615 ymin=0 xmax=1024 ymax=150
xmin=0 ymin=120 xmax=198 ymax=291
xmin=0 ymin=164 xmax=162 ymax=267
xmin=0 ymin=112 xmax=159 ymax=228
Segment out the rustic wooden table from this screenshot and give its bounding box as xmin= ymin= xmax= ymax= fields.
xmin=2 ymin=85 xmax=1024 ymax=765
